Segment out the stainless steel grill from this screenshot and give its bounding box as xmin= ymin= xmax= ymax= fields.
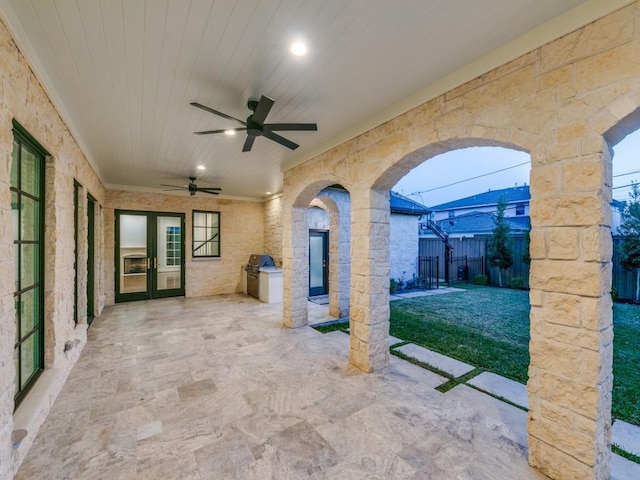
xmin=245 ymin=254 xmax=275 ymax=298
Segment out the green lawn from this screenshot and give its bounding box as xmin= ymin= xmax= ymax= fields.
xmin=388 ymin=284 xmax=640 ymax=426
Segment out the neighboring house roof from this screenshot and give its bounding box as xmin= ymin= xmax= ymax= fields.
xmin=390 ymin=191 xmax=430 ymax=216
xmin=431 ymin=211 xmax=530 ymax=235
xmin=319 ymin=185 xmax=430 ymax=216
xmin=430 ymin=185 xmax=530 ymax=211
xmin=612 ymin=199 xmax=625 ymax=212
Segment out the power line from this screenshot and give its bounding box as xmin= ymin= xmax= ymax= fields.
xmin=613 ymin=169 xmax=640 ymax=178
xmin=406 ymin=161 xmax=531 ymax=197
xmin=613 ymin=181 xmax=639 ymax=190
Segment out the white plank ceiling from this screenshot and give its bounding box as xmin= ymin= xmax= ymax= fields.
xmin=0 ymin=0 xmax=623 ymax=199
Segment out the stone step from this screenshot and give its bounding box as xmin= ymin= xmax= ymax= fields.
xmin=393 ymin=343 xmax=475 ymax=378
xmin=467 ymin=371 xmax=528 ymax=409
xmin=612 ymin=420 xmax=640 ymax=458
xmin=611 ymin=453 xmax=640 ymax=480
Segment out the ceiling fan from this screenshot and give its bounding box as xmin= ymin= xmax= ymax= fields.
xmin=161 ymin=177 xmax=222 ymax=196
xmin=191 ymin=95 xmax=317 ymax=152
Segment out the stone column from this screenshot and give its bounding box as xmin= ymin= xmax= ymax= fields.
xmin=335 ymin=198 xmax=351 ymax=319
xmin=282 ymin=206 xmax=309 ymax=328
xmin=349 ymin=187 xmax=390 ymax=372
xmin=527 ymin=141 xmax=613 ymax=479
xmin=315 ymin=192 xmax=351 ymax=319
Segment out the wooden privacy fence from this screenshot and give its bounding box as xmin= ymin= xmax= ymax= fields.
xmin=612 ymin=236 xmax=640 ymax=301
xmin=419 ymin=235 xmax=639 ymax=299
xmin=419 ymin=235 xmax=530 ymax=288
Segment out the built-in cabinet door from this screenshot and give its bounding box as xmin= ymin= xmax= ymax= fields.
xmin=115 ymin=210 xmax=185 ymax=303
xmin=309 ymin=230 xmax=329 ymax=297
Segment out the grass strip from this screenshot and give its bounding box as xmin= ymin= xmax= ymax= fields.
xmin=612 ymin=444 xmax=640 ymax=464
xmin=435 ymin=368 xmax=482 ymax=393
xmin=312 ymin=319 xmax=349 ymax=333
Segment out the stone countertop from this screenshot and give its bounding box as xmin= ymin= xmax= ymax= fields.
xmin=258 ymin=266 xmax=282 ymax=273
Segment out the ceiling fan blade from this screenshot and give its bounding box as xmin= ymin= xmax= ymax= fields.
xmin=264 ymin=123 xmax=318 ymax=132
xmin=199 ymin=190 xmax=220 ymax=195
xmin=190 ymin=102 xmax=247 ymax=125
xmin=196 ymin=187 xmax=222 ymax=191
xmin=251 ymin=95 xmax=274 ymax=125
xmin=262 ymin=130 xmax=299 ymax=150
xmin=194 ymin=127 xmax=247 ymax=135
xmin=242 ymin=134 xmax=257 ymax=152
xmin=160 ymin=184 xmax=187 ymax=189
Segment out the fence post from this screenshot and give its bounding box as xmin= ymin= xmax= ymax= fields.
xmin=465 ymin=255 xmax=469 ymax=283
xmin=436 ymin=256 xmax=439 ymax=289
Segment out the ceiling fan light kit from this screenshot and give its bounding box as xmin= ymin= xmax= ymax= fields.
xmin=191 ymin=95 xmax=317 ymax=152
xmin=160 ymin=177 xmax=222 ymax=196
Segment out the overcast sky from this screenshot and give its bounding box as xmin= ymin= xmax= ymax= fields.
xmin=393 ymin=130 xmax=640 ymax=207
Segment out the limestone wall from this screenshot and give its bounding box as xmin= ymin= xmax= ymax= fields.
xmin=389 ymin=213 xmax=419 ymax=281
xmin=281 ymin=3 xmax=640 ymax=478
xmin=263 ymin=195 xmax=283 ymax=267
xmin=0 ymin=16 xmax=106 ymax=476
xmin=307 ymin=206 xmax=329 ymax=230
xmin=104 ymin=190 xmax=264 ymax=304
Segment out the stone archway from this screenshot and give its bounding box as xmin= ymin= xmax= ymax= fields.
xmin=280 ymin=7 xmax=640 ymax=476
xmin=310 ymin=191 xmax=351 ymax=319
xmin=282 ymin=179 xmax=353 ymax=328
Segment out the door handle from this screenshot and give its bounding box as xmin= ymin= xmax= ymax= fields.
xmin=154 ymin=257 xmax=158 ymax=269
xmin=146 ymin=258 xmax=151 ymax=270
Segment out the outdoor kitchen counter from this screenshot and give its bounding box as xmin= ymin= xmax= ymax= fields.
xmin=258 ymin=267 xmax=283 ymax=304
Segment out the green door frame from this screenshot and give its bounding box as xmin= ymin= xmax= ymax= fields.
xmin=115 ymin=210 xmax=185 ymax=303
xmin=309 ymin=229 xmax=329 ymax=297
xmin=86 ymin=194 xmax=96 ymax=325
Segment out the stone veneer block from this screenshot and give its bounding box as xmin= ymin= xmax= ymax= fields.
xmin=612 ymin=420 xmax=640 ymax=457
xmin=394 ymin=343 xmax=474 ymax=378
xmin=467 ymin=372 xmax=528 ymax=409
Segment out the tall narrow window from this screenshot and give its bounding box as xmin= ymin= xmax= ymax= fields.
xmin=73 ymin=180 xmax=80 ymax=325
xmin=192 ymin=210 xmax=220 ymax=258
xmin=11 ymin=122 xmax=47 ymax=405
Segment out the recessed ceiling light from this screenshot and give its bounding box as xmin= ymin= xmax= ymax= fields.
xmin=266 ymin=191 xmax=272 ymax=195
xmin=196 ymin=165 xmax=205 ymax=171
xmin=224 ymin=129 xmax=236 ymax=136
xmin=290 ymin=42 xmax=307 ymax=56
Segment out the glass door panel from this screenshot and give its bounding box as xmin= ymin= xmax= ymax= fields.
xmin=155 ymin=215 xmax=182 ymax=293
xmin=116 ymin=211 xmax=184 ymax=302
xmin=118 ymin=214 xmax=148 ymax=296
xmin=309 ymin=231 xmax=329 ymax=296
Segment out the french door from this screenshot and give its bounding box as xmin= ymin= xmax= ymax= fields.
xmin=115 ymin=210 xmax=185 ymax=302
xmin=309 ymin=230 xmax=329 ymax=297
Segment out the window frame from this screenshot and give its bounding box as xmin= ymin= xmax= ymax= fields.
xmin=12 ymin=120 xmax=48 ymax=407
xmin=192 ymin=210 xmax=221 ymax=258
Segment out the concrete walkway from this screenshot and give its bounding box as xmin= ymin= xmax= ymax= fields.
xmin=390 ymin=286 xmax=465 ymax=301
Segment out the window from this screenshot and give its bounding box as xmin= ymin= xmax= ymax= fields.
xmin=166 ymin=226 xmax=181 ymax=265
xmin=11 ymin=121 xmax=47 ymax=405
xmin=192 ymin=210 xmax=220 ymax=258
xmin=515 ymin=203 xmax=525 ymax=216
xmin=448 ymin=211 xmax=455 ymax=218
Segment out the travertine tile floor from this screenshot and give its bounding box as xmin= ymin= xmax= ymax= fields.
xmin=16 ymin=294 xmax=548 ymax=479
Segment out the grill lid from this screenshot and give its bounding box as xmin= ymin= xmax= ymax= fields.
xmin=246 ymin=254 xmax=275 ymax=269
